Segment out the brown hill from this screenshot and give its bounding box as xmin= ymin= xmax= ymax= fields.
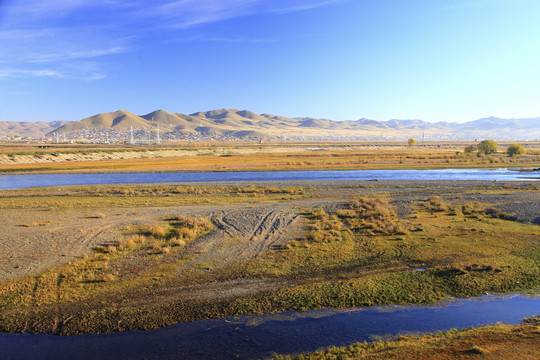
xmin=53 ymin=110 xmax=148 ymax=133
xmin=0 ymin=121 xmax=67 ymax=138
xmin=3 ymin=109 xmax=537 ymax=140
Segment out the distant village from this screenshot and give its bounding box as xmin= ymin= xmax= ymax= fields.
xmin=1 ymin=127 xmax=535 ymax=144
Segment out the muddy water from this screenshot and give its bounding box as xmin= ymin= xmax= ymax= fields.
xmin=0 ymin=168 xmax=538 ymax=190
xmin=1 ymin=294 xmax=538 ymax=360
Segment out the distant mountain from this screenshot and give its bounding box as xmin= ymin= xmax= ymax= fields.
xmin=53 ymin=110 xmax=149 ymax=133
xmin=1 ymin=110 xmax=538 ymax=140
xmin=0 ymin=121 xmax=68 ymax=138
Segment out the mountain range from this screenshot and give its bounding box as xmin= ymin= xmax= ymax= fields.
xmin=1 ymin=109 xmax=539 ymax=140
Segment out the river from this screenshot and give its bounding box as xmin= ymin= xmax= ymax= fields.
xmin=0 ymin=168 xmax=538 ymax=190
xmin=0 ymin=294 xmax=538 ymax=360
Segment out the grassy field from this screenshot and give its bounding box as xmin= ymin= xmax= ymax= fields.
xmin=0 ymin=184 xmax=309 ymax=209
xmin=1 ymin=143 xmax=539 ymax=173
xmin=0 ymin=189 xmax=538 ymax=335
xmin=275 ymin=324 xmax=540 ymax=360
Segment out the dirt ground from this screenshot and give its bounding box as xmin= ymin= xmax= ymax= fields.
xmin=1 ymin=180 xmax=538 ymax=287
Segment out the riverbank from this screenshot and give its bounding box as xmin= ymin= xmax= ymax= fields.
xmin=1 ymin=144 xmax=539 ymax=174
xmin=277 ymin=323 xmax=540 ymax=360
xmin=0 ymin=181 xmax=538 ymax=335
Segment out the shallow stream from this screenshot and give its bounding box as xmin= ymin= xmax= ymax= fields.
xmin=1 ymin=294 xmax=538 ymax=360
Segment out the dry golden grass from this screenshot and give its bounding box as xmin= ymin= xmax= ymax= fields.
xmin=276 ymin=324 xmax=540 ymax=360
xmin=2 ymin=145 xmax=539 ymax=173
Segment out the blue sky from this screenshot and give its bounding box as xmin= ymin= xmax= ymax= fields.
xmin=1 ymin=0 xmax=539 ymax=123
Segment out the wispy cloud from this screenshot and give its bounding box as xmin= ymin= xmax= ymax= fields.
xmin=135 ymin=0 xmax=345 ymax=29
xmin=0 ymin=69 xmax=64 ymax=79
xmin=27 ymin=47 xmax=128 ymax=63
xmin=0 ymin=0 xmax=344 ymax=80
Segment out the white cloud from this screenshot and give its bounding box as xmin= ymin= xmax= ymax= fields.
xmin=27 ymin=47 xmax=128 ymax=63
xmin=0 ymin=0 xmax=344 ymax=80
xmin=0 ymin=69 xmax=64 ymax=79
xmin=134 ymin=0 xmax=345 ymax=29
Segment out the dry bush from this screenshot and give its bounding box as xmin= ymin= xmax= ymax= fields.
xmin=149 ymin=238 xmax=162 ymax=249
xmin=174 ymin=227 xmax=197 ymax=240
xmin=307 ymin=229 xmax=325 ymax=242
xmin=118 ymin=237 xmax=136 ymax=250
xmin=310 ymin=208 xmax=330 ymax=220
xmin=129 ymin=234 xmax=147 ymax=244
xmin=425 ymin=196 xmax=451 ymax=212
xmin=342 ymin=197 xmax=407 ymax=235
xmin=306 ymin=209 xmax=350 ymax=243
xmin=461 ymin=201 xmax=484 ymax=215
xmin=170 ymin=237 xmax=186 ymax=247
xmin=149 ymin=225 xmax=167 ymax=238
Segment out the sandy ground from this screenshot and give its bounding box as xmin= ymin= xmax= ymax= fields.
xmin=0 ymin=181 xmax=538 ymax=285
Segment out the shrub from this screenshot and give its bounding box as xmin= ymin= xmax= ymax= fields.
xmin=149 ymin=225 xmax=167 ymax=238
xmin=118 ymin=237 xmax=136 ymax=250
xmin=342 ymin=198 xmax=407 ymax=235
xmin=408 ymin=138 xmax=416 ymax=146
xmin=477 ymin=140 xmax=498 ymax=155
xmin=170 ymin=237 xmax=186 ymax=247
xmin=174 ymin=227 xmax=196 ymax=240
xmin=461 ymin=202 xmax=484 ymax=215
xmin=129 ymin=234 xmax=147 ymax=244
xmin=425 ymin=196 xmax=450 ymax=212
xmin=507 ymin=143 xmax=525 ymax=157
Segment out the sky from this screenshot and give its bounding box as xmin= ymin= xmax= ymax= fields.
xmin=1 ymin=0 xmax=540 ymax=123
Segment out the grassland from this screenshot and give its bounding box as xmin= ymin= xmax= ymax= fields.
xmin=1 ymin=142 xmax=539 ymax=173
xmin=0 ymin=182 xmax=538 ymax=335
xmin=275 ymin=324 xmax=540 ymax=360
xmin=0 ymin=184 xmax=308 ymax=209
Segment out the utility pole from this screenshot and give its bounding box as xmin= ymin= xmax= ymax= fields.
xmin=130 ymin=126 xmax=134 ymax=145
xmin=156 ymin=124 xmax=161 ymax=145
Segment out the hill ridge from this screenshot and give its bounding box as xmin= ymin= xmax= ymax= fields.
xmin=1 ymin=109 xmax=539 ymax=140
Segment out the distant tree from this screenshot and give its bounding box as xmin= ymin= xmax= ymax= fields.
xmin=507 ymin=143 xmax=525 ymax=157
xmin=464 ymin=145 xmax=476 ymax=154
xmin=408 ymin=138 xmax=416 ymax=146
xmin=477 ymin=140 xmax=498 ymax=155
